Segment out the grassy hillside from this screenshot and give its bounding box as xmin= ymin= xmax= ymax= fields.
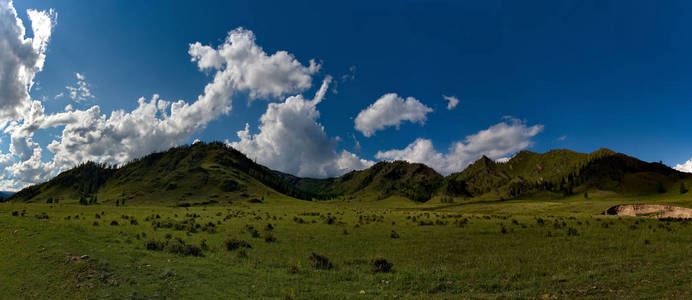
xmin=10 ymin=145 xmax=689 ymax=205
xmin=9 ymin=142 xmax=316 ymax=205
xmin=278 ymin=161 xmax=444 ymax=202
xmin=443 ymin=148 xmax=690 ymax=200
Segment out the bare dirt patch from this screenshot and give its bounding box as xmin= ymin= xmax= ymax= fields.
xmin=603 ymin=204 xmax=692 ymax=218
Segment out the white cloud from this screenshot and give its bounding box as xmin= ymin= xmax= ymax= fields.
xmin=188 ymin=28 xmax=320 ymax=101
xmin=495 ymin=156 xmax=511 ymax=163
xmin=354 ymin=93 xmax=433 ymax=137
xmin=0 ymin=1 xmax=56 ymax=123
xmin=375 ymin=118 xmax=544 ymax=175
xmin=64 ymin=72 xmax=94 ymax=101
xmin=443 ymin=95 xmax=459 ymax=110
xmin=675 ymin=158 xmax=692 ymax=173
xmin=229 ymin=77 xmax=373 ymax=178
xmin=0 ymin=26 xmax=321 ymax=190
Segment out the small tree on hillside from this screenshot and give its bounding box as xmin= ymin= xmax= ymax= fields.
xmin=584 ymin=191 xmax=589 ymax=199
xmin=657 ymin=182 xmax=666 ymax=194
xmin=681 ymin=182 xmax=689 ymax=194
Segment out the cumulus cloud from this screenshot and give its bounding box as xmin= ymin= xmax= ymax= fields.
xmin=354 ymin=93 xmax=433 ymax=137
xmin=443 ymin=95 xmax=459 ymax=110
xmin=375 ymin=118 xmax=544 ymax=175
xmin=64 ymin=72 xmax=94 ymax=101
xmin=675 ymin=158 xmax=692 ymax=173
xmin=188 ymin=28 xmax=320 ymax=101
xmin=229 ymin=77 xmax=373 ymax=178
xmin=0 ymin=1 xmax=56 ymax=123
xmin=0 ymin=25 xmax=321 ymax=190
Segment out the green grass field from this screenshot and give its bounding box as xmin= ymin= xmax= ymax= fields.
xmin=2 ymin=191 xmax=692 ymax=299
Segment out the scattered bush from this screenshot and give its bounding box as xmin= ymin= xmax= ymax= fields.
xmin=264 ymin=233 xmax=277 ymax=243
xmin=370 ymin=257 xmax=393 ymax=273
xmin=34 ymin=212 xmax=49 ymax=220
xmin=93 ymin=221 xmax=99 ymax=226
xmin=145 ymin=239 xmax=166 ymax=251
xmin=567 ymin=227 xmax=579 ymax=236
xmin=309 ymin=252 xmax=333 ymax=270
xmin=166 ymin=240 xmax=203 ymax=257
xmin=390 ymin=230 xmax=400 ymax=239
xmin=225 ymin=239 xmax=252 ymax=251
xmin=110 ymin=220 xmax=119 ymax=226
xmin=11 ymin=211 xmax=18 ymax=217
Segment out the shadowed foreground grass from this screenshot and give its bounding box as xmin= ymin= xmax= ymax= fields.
xmin=2 ymin=194 xmax=692 ymax=299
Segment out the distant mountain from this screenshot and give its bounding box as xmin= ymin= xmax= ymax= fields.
xmin=442 ymin=148 xmax=690 ymax=199
xmin=8 ymin=142 xmax=316 ymax=204
xmin=0 ymin=191 xmax=14 ymax=202
xmin=275 ymin=160 xmax=444 ymax=202
xmin=8 ymin=144 xmax=690 ymax=204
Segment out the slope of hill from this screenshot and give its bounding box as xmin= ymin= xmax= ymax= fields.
xmin=443 ymin=148 xmax=690 ymax=199
xmin=276 ymin=160 xmax=444 ymax=202
xmin=8 ymin=142 xmax=316 ymax=205
xmin=9 ymin=144 xmax=690 ymax=204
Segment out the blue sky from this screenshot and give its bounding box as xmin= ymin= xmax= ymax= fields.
xmin=1 ymin=0 xmax=692 ymax=190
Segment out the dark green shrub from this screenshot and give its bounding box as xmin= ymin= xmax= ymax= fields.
xmin=145 ymin=239 xmax=166 ymax=251
xmin=567 ymin=227 xmax=579 ymax=236
xmin=370 ymin=257 xmax=393 ymax=273
xmin=225 ymin=239 xmax=251 ymax=251
xmin=264 ymin=233 xmax=277 ymax=243
xmin=309 ymin=252 xmax=333 ymax=270
xmin=390 ymin=230 xmax=400 ymax=239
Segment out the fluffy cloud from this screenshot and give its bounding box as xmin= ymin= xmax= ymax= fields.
xmin=0 ymin=24 xmax=322 ymax=190
xmin=375 ymin=118 xmax=544 ymax=175
xmin=354 ymin=93 xmax=433 ymax=137
xmin=63 ymin=72 xmax=94 ymax=101
xmin=0 ymin=1 xmax=56 ymax=123
xmin=229 ymin=77 xmax=373 ymax=178
xmin=675 ymin=158 xmax=692 ymax=173
xmin=443 ymin=95 xmax=459 ymax=110
xmin=188 ymin=28 xmax=320 ymax=101
xmin=40 ymin=27 xmax=322 ymax=170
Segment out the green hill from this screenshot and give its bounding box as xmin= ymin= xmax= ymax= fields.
xmin=443 ymin=148 xmax=690 ymax=199
xmin=276 ymin=161 xmax=444 ymax=202
xmin=8 ymin=142 xmax=316 ymax=205
xmin=9 ymin=144 xmax=689 ymax=204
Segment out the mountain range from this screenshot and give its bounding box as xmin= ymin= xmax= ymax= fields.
xmin=7 ymin=142 xmax=690 ymax=204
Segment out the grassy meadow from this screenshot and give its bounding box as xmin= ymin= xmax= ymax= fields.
xmin=2 ymin=190 xmax=692 ymax=299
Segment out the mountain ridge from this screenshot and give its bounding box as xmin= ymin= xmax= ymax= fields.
xmin=8 ymin=143 xmax=690 ymax=204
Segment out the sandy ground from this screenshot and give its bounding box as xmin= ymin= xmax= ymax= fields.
xmin=603 ymin=204 xmax=692 ymax=218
